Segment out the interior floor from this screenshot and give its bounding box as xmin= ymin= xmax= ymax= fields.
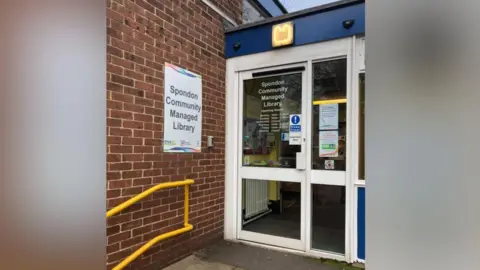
xmin=243 ymin=186 xmax=345 ymax=254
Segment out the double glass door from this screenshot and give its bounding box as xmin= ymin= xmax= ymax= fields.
xmin=237 ymin=59 xmax=349 ymax=255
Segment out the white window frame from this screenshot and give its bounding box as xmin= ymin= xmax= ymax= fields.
xmin=352 ymin=35 xmax=366 ymax=264
xmin=353 ymin=36 xmax=366 ymax=186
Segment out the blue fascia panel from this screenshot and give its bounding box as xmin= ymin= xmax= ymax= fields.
xmin=226 ymin=3 xmax=365 ymax=58
xmin=357 ymin=187 xmax=366 ymax=260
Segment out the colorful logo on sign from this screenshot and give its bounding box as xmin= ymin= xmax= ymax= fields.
xmin=165 ymin=63 xmax=201 ymax=78
xmin=180 ymin=140 xmax=192 ymax=146
xmin=169 ymin=147 xmax=200 ymax=153
xmin=164 ymin=140 xmax=176 ymax=146
xmin=272 ymin=21 xmax=294 ymax=48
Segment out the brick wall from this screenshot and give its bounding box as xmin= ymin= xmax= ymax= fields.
xmin=215 ymin=0 xmax=243 ymax=23
xmin=106 ymin=0 xmax=241 ymax=269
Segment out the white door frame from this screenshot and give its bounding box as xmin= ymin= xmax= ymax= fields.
xmin=352 ymin=35 xmax=366 ymax=263
xmin=225 ymin=37 xmax=355 ymax=262
xmin=236 ymin=63 xmax=308 ymax=251
xmin=307 ymin=53 xmax=353 ymax=262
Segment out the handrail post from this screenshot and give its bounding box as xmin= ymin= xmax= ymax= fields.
xmin=107 ymin=179 xmax=194 ymax=270
xmin=184 ymin=184 xmax=189 ymax=226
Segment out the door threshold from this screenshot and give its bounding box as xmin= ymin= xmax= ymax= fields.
xmin=231 ymin=239 xmax=347 ymax=263
xmin=235 ymin=239 xmax=306 ymax=255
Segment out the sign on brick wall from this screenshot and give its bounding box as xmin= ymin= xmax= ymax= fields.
xmin=163 ymin=63 xmax=202 ymax=153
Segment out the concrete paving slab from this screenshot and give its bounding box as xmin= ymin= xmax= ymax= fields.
xmin=162 ymin=255 xmax=242 ymax=270
xmin=194 ymin=240 xmax=342 ymax=270
xmin=162 ymin=240 xmax=362 ymax=270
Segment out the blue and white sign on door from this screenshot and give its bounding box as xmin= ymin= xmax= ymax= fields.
xmin=289 ymin=114 xmax=302 ymax=145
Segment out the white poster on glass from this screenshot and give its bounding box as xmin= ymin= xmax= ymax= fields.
xmin=319 ymin=104 xmax=338 ymax=130
xmin=163 ymin=63 xmax=202 ymax=153
xmin=319 ymin=130 xmax=339 ymax=157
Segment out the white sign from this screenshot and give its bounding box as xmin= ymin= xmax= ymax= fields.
xmin=319 ymin=104 xmax=338 ymax=130
xmin=163 ymin=63 xmax=202 ymax=153
xmin=319 ymin=131 xmax=339 ymax=157
xmin=289 ymin=114 xmax=302 ymax=145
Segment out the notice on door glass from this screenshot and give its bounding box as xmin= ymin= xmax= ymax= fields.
xmin=325 ymin=160 xmax=335 ymax=170
xmin=319 ymin=131 xmax=339 ymax=157
xmin=289 ymin=114 xmax=302 ymax=145
xmin=256 ymin=79 xmax=289 ymax=133
xmin=319 ymin=104 xmax=338 ymax=130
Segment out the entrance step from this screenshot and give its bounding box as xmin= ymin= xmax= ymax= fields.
xmin=182 ymin=240 xmax=361 ymax=270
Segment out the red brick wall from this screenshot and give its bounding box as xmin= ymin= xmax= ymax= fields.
xmin=106 ymin=0 xmax=241 ymax=269
xmin=215 ymin=0 xmax=243 ymax=24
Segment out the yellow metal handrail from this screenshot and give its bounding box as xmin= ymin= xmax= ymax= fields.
xmin=107 ymin=179 xmax=194 ymax=270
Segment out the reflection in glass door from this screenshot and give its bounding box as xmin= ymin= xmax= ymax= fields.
xmin=242 ymin=72 xmax=302 ymax=169
xmin=238 ymin=66 xmax=307 ymax=251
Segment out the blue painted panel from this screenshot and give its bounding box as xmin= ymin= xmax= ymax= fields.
xmin=226 ymin=3 xmax=365 ymax=58
xmin=258 ymin=0 xmax=284 ymax=16
xmin=357 ymin=187 xmax=366 ymax=260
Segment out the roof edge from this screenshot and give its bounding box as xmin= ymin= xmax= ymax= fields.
xmin=273 ymin=0 xmax=288 ymax=14
xmin=248 ymin=0 xmax=273 ymax=17
xmin=226 ymin=0 xmax=364 ymax=34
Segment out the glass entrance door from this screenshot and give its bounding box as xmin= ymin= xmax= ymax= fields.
xmin=237 ymin=64 xmax=307 ymax=250
xmin=228 ymin=38 xmax=353 ymax=260
xmin=236 ymin=56 xmax=351 ymax=256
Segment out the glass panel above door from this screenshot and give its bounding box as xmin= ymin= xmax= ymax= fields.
xmin=243 ymin=73 xmax=302 ymax=169
xmin=311 ymin=59 xmax=347 ymax=171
